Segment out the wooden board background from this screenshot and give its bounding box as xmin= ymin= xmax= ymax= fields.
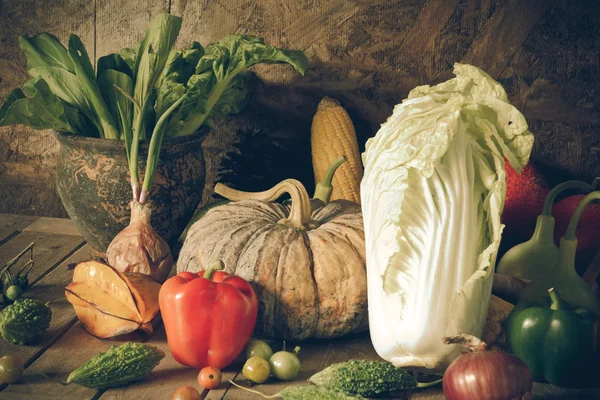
xmin=1 ymin=0 xmax=599 ymax=217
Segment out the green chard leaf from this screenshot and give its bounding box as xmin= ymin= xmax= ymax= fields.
xmin=0 ymin=79 xmax=95 ymax=135
xmin=97 ymin=53 xmax=133 ymax=79
xmin=19 ymin=33 xmax=119 ymax=138
xmin=97 ymin=69 xmax=134 ymax=151
xmin=19 ymin=33 xmax=74 ymax=71
xmin=155 ymin=42 xmax=204 ymax=117
xmin=132 ymin=13 xmax=182 ymax=135
xmin=164 ymin=35 xmax=308 ymax=137
xmin=118 ymin=47 xmax=137 ymax=71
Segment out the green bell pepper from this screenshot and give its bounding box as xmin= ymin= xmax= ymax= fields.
xmin=507 ymin=288 xmax=598 ymax=388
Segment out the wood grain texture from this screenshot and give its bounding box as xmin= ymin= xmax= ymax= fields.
xmin=0 ymin=244 xmax=91 ymax=393
xmin=0 ymin=0 xmax=599 ymax=216
xmin=0 ymin=213 xmax=38 ymax=243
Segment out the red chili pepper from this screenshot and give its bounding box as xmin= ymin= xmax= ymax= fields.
xmin=159 ymin=260 xmax=258 ymax=369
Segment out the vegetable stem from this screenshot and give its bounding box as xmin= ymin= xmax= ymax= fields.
xmin=129 ymin=94 xmax=155 ymax=201
xmin=416 ymin=378 xmax=443 ymax=389
xmin=215 ymin=179 xmax=314 ymax=230
xmin=228 ymin=380 xmax=279 ymax=399
xmin=564 ymin=191 xmax=600 ymax=240
xmin=313 ymin=155 xmax=347 ymax=204
xmin=548 ymin=288 xmax=562 ymax=311
xmin=203 ymin=260 xmax=224 ymax=280
xmin=139 ymin=95 xmax=186 ymax=204
xmin=542 ymin=180 xmax=593 ymax=216
xmin=0 ymin=242 xmax=33 ymax=278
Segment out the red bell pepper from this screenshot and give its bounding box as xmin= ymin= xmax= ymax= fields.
xmin=159 ymin=260 xmax=258 ymax=369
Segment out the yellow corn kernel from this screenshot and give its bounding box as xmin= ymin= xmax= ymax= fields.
xmin=311 ymin=97 xmax=363 ymax=203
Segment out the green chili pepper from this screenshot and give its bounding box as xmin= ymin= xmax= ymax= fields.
xmin=507 ymin=288 xmax=598 ymax=388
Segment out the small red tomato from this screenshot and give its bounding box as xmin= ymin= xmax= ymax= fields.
xmin=198 ymin=366 xmax=222 ymax=389
xmin=170 ymin=385 xmax=201 ymax=400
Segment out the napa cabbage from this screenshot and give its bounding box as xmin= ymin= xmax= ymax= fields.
xmin=361 ymin=63 xmax=534 ymax=370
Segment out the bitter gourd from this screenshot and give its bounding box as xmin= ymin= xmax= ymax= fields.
xmin=66 ymin=342 xmax=164 ymax=388
xmin=309 ymin=360 xmax=442 ymax=397
xmin=0 ymin=298 xmax=51 ymax=345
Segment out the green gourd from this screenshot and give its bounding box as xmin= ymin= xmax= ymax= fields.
xmin=518 ymin=191 xmax=600 ymax=317
xmin=66 ymin=342 xmax=164 ymax=388
xmin=497 ymin=180 xmax=593 ymax=280
xmin=309 ymin=360 xmax=442 ymax=397
xmin=0 ymin=298 xmax=51 ymax=345
xmin=229 ymin=380 xmax=366 ymax=399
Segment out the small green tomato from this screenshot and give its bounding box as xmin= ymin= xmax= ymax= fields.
xmin=242 ymin=356 xmax=270 ymax=384
xmin=269 ymin=346 xmax=301 ymax=381
xmin=4 ymin=285 xmax=22 ymax=302
xmin=245 ymin=339 xmax=273 ymax=360
xmin=0 ymin=355 xmax=24 ymax=384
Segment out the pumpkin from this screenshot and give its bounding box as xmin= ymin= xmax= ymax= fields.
xmin=178 ymin=178 xmax=366 ymax=340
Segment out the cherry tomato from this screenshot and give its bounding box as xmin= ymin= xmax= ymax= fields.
xmin=0 ymin=355 xmax=24 ymax=384
xmin=242 ymin=356 xmax=270 ymax=383
xmin=245 ymin=339 xmax=273 ymax=360
xmin=198 ymin=366 xmax=222 ymax=389
xmin=170 ymin=385 xmax=201 ymax=400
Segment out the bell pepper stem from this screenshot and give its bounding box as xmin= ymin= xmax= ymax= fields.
xmin=542 ymin=180 xmax=593 ymax=216
xmin=204 ymin=260 xmax=224 ymax=280
xmin=313 ymin=155 xmax=347 ymax=204
xmin=548 ymin=288 xmax=563 ymax=311
xmin=565 ymin=191 xmax=600 ymax=240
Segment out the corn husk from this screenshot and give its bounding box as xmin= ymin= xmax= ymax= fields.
xmin=65 ymin=260 xmax=161 ymax=338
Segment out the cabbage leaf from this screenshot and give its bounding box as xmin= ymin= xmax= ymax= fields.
xmin=361 ymin=64 xmax=534 ymax=370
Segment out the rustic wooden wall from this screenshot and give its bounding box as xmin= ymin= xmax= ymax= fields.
xmin=1 ymin=0 xmax=599 ymax=217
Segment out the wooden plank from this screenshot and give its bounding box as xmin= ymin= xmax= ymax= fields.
xmin=98 ymin=326 xmax=205 ymax=400
xmin=23 ymin=217 xmax=82 ymax=236
xmin=0 ymin=231 xmax=85 ymax=284
xmin=460 ymin=0 xmax=552 ymax=79
xmin=0 ymin=214 xmax=39 ymax=244
xmin=0 ymin=245 xmax=91 ymax=392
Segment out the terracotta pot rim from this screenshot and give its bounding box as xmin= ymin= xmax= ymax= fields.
xmin=53 ymin=128 xmax=209 ymax=149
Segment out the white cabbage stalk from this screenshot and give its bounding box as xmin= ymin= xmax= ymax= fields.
xmin=361 ymin=64 xmax=534 ymax=370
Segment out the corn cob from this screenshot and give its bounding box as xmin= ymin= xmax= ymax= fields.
xmin=311 ymin=97 xmax=363 ymax=203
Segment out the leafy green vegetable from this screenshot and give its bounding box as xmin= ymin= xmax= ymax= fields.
xmin=164 ymin=35 xmax=308 ymax=137
xmin=97 ymin=53 xmax=133 ymax=79
xmin=361 ymin=63 xmax=534 ymax=369
xmin=97 ymin=69 xmax=134 ymax=149
xmin=0 ymin=298 xmax=52 ymax=345
xmin=20 ymin=33 xmax=119 ymax=139
xmin=66 ymin=342 xmax=164 ymax=388
xmin=0 ymin=79 xmax=94 ymax=134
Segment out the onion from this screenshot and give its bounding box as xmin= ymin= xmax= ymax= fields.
xmin=106 ymin=200 xmax=173 ymax=282
xmin=443 ymin=334 xmax=532 ymax=400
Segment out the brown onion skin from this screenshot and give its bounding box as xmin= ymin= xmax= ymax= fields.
xmin=443 ymin=350 xmax=532 ymax=400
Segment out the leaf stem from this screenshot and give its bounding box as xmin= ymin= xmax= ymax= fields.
xmin=139 ymin=95 xmax=186 ymax=204
xmin=130 ymin=94 xmax=154 ymax=201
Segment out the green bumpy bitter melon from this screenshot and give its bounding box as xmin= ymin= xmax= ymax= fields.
xmin=0 ymin=298 xmax=52 ymax=345
xmin=309 ymin=360 xmax=442 ymax=397
xmin=67 ymin=342 xmax=165 ymax=388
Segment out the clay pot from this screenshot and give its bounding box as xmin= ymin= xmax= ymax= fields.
xmin=55 ymin=131 xmax=206 ymax=253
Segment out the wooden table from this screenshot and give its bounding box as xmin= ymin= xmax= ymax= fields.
xmin=0 ymin=214 xmax=598 ymax=400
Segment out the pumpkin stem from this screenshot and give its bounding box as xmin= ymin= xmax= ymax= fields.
xmin=215 ymin=179 xmax=314 ymax=230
